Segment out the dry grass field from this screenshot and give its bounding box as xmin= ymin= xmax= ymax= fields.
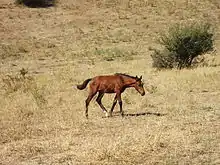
xmin=0 ymin=0 xmax=220 ymax=164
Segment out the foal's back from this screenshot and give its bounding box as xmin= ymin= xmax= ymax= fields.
xmin=90 ymin=75 xmax=123 ymax=93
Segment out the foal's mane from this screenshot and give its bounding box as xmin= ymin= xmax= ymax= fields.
xmin=114 ymin=73 xmax=137 ymax=79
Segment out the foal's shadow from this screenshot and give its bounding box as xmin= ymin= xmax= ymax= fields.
xmin=110 ymin=111 xmax=166 ymax=117
xmin=125 ymin=112 xmax=166 ymax=117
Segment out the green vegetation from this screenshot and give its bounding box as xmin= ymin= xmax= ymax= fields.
xmin=94 ymin=47 xmax=137 ymax=61
xmin=151 ymin=23 xmax=214 ymax=69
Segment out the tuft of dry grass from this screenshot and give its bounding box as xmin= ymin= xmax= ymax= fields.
xmin=1 ymin=0 xmax=220 ymax=164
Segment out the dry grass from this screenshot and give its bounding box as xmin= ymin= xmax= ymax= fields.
xmin=0 ymin=0 xmax=220 ymax=164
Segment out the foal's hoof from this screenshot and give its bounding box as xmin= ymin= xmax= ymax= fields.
xmin=105 ymin=112 xmax=110 ymax=117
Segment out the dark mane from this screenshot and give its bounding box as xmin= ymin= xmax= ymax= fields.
xmin=114 ymin=73 xmax=137 ymax=79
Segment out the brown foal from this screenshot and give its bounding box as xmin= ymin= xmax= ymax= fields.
xmin=76 ymin=73 xmax=145 ymax=118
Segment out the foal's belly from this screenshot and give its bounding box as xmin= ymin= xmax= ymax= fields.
xmin=99 ymin=89 xmax=115 ymax=93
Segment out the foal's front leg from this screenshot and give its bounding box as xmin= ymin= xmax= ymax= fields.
xmin=116 ymin=92 xmax=124 ymax=117
xmin=109 ymin=95 xmax=117 ymax=117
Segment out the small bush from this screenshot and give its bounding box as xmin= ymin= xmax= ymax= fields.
xmin=151 ymin=48 xmax=177 ymax=69
xmin=151 ymin=23 xmax=214 ymax=69
xmin=2 ymin=68 xmax=47 ymax=108
xmin=15 ymin=0 xmax=56 ymax=8
xmin=2 ymin=68 xmax=31 ymax=93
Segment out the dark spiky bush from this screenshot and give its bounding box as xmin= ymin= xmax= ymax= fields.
xmin=15 ymin=0 xmax=56 ymax=8
xmin=151 ymin=23 xmax=214 ymax=69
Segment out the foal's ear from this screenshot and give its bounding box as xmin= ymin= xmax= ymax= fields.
xmin=140 ymin=75 xmax=142 ymax=80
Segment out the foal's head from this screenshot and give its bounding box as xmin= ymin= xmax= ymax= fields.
xmin=133 ymin=76 xmax=145 ymax=96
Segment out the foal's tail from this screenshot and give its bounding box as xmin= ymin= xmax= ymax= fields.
xmin=76 ymin=78 xmax=92 ymax=90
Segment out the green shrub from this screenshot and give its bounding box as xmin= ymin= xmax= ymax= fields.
xmin=151 ymin=48 xmax=177 ymax=69
xmin=15 ymin=0 xmax=56 ymax=8
xmin=151 ymin=23 xmax=214 ymax=69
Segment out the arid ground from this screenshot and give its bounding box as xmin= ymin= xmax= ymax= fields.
xmin=0 ymin=0 xmax=220 ymax=164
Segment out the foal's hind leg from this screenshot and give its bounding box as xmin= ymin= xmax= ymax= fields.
xmin=96 ymin=92 xmax=109 ymax=117
xmin=85 ymin=92 xmax=97 ymax=118
xmin=109 ymin=95 xmax=117 ymax=117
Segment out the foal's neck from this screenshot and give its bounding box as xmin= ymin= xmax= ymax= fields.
xmin=121 ymin=76 xmax=136 ymax=87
